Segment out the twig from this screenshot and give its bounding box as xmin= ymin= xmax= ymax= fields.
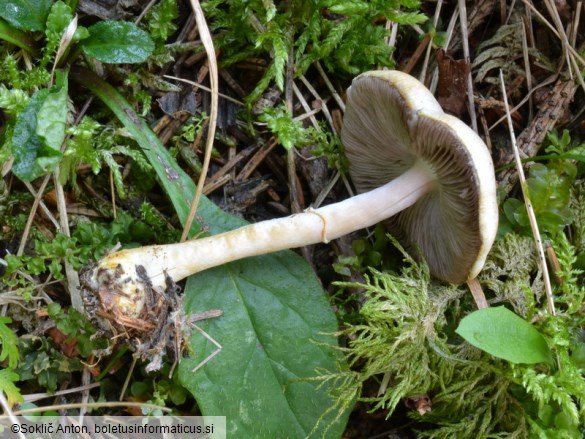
xmin=294 ymin=80 xmax=323 ymax=129
xmin=51 ymin=15 xmax=77 ymax=85
xmin=384 ymin=19 xmax=399 ymax=66
xmin=22 ymin=181 xmax=59 ymax=229
xmin=23 ymin=383 xmax=101 ymax=403
xmin=78 ymin=368 xmax=92 ymax=424
xmin=181 ymin=0 xmax=219 ymax=242
xmin=499 ymin=71 xmax=556 ymax=316
xmin=401 ymin=34 xmax=431 ymax=75
xmin=430 ymin=5 xmax=460 ymax=93
xmin=163 ymin=75 xmax=245 ymax=106
xmin=298 ymin=76 xmax=333 ymax=130
xmin=284 ymin=23 xmax=301 ymax=214
xmin=134 ymin=0 xmax=158 ymax=24
xmin=314 ymin=61 xmax=345 ymax=111
xmin=313 ymin=171 xmax=340 ymax=209
xmin=119 ymin=356 xmax=137 ymax=401
xmin=17 ymin=175 xmax=52 ymax=256
xmin=521 ymin=0 xmax=585 ymax=94
xmin=497 ymin=76 xmax=577 ymax=193
xmin=109 ymin=168 xmax=117 ymax=219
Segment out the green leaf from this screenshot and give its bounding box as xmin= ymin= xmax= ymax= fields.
xmin=180 ymin=251 xmax=344 ymax=438
xmin=11 ymin=89 xmax=61 ymax=181
xmin=0 ymin=0 xmax=52 ymax=31
xmin=82 ymin=21 xmax=155 ymax=64
xmin=11 ymin=72 xmax=68 ymax=181
xmin=71 ymin=68 xmax=349 ymax=437
xmin=0 ymin=317 xmax=20 ymax=368
xmin=37 ymin=71 xmax=68 ymax=150
xmin=46 ymin=1 xmax=73 ymax=37
xmin=0 ymin=17 xmax=39 ymax=55
xmin=44 ymin=1 xmax=74 ymax=58
xmin=456 ymin=306 xmax=553 ymax=365
xmin=0 ymin=369 xmax=23 ymax=407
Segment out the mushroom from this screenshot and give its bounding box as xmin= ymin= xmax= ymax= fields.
xmin=342 ymin=70 xmax=498 ymax=285
xmin=82 ymin=70 xmax=498 ymax=325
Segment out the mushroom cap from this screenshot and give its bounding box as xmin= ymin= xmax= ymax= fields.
xmin=341 ymin=70 xmax=498 ymax=284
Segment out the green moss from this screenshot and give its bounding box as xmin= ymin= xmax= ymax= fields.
xmin=323 ymin=236 xmax=584 ymax=438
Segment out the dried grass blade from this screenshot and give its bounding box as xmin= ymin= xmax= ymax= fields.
xmin=457 ymin=0 xmax=478 ymax=132
xmin=498 ymin=70 xmax=556 ymax=315
xmin=181 ymin=0 xmax=219 ymax=242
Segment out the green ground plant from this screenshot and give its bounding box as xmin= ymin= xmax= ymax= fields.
xmin=320 ymin=131 xmax=585 ymax=436
xmin=203 ymin=0 xmax=426 ymax=103
xmin=320 ymin=130 xmax=585 ymax=437
xmin=324 ymin=232 xmax=585 ymax=438
xmin=1 ymin=0 xmax=583 ymax=438
xmin=0 ymin=1 xmax=356 ymax=436
xmin=501 ymin=130 xmax=585 ymax=239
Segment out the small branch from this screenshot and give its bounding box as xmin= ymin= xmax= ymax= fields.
xmin=17 ymin=175 xmax=52 ymax=257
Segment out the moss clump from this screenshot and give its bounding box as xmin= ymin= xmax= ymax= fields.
xmin=324 ymin=237 xmax=584 ymax=438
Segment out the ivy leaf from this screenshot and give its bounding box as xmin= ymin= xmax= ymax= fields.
xmin=0 ymin=317 xmax=19 ymax=368
xmin=11 ymin=71 xmax=68 ymax=181
xmin=0 ymin=0 xmax=52 ymax=31
xmin=456 ymin=306 xmax=554 ymax=365
xmin=82 ymin=21 xmax=155 ymax=64
xmin=0 ymin=369 xmax=23 ymax=407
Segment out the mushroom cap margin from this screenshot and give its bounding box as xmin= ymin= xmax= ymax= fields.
xmin=341 ymin=70 xmax=498 ymax=284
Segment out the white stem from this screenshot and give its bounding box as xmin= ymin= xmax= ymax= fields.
xmin=93 ymin=161 xmax=435 ymax=291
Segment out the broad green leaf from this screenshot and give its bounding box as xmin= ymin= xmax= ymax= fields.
xmin=11 ymin=82 xmax=66 ymax=181
xmin=180 ymin=244 xmax=344 ymax=437
xmin=82 ymin=21 xmax=155 ymax=64
xmin=71 ymin=68 xmax=349 ymax=437
xmin=0 ymin=0 xmax=52 ymax=31
xmin=456 ymin=306 xmax=553 ymax=365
